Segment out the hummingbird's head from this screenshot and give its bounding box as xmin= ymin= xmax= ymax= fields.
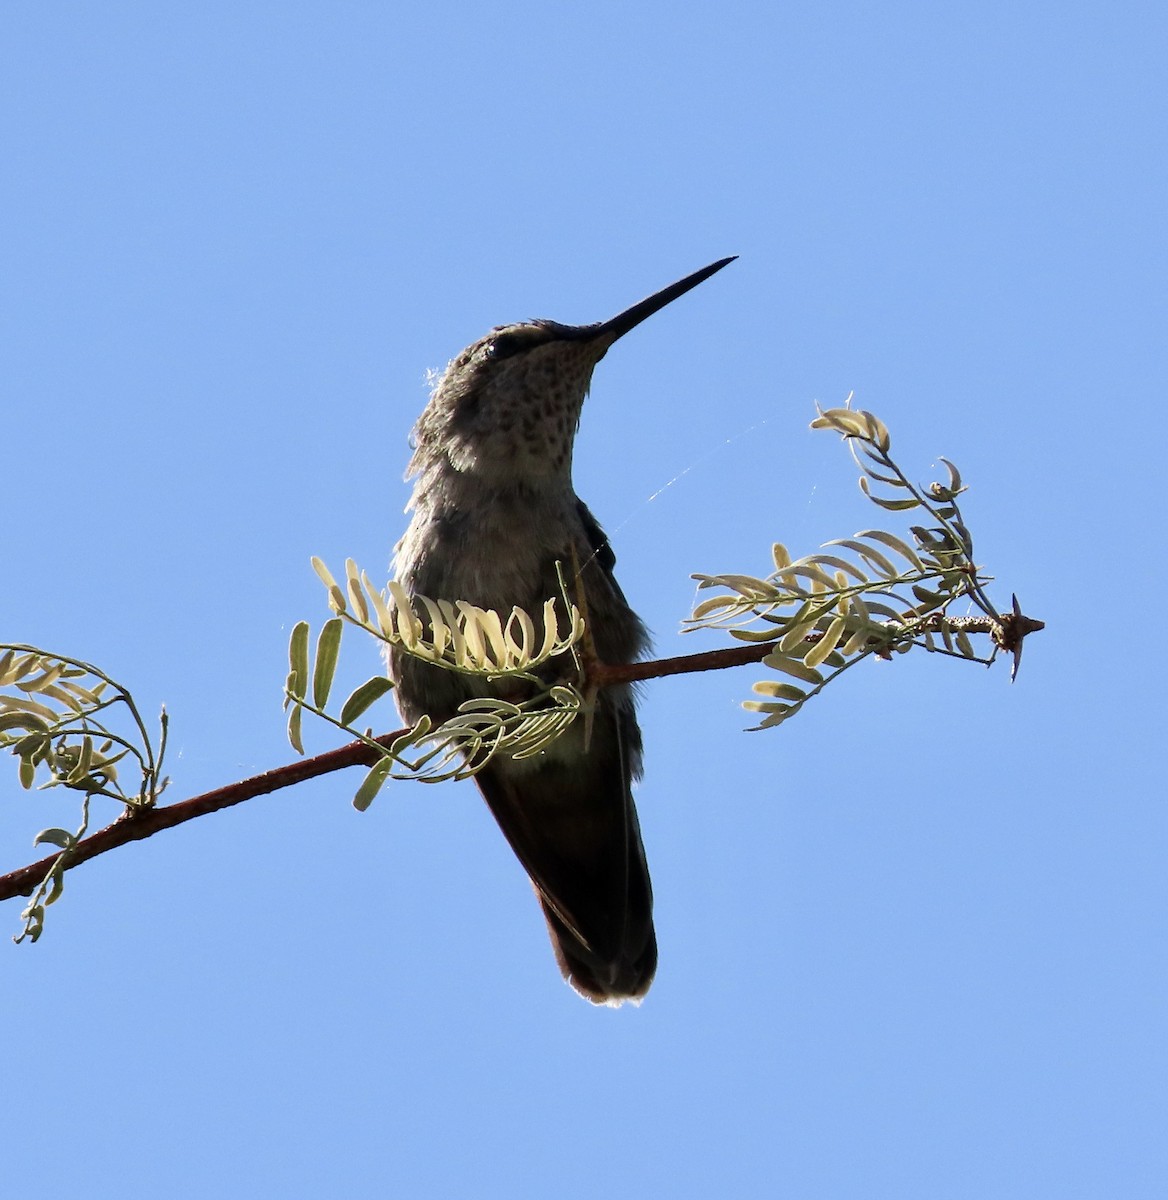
xmin=408 ymin=257 xmax=736 ymax=491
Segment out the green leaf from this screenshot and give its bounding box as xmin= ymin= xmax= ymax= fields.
xmin=312 ymin=619 xmax=343 ymax=709
xmin=810 ymin=407 xmax=870 ymax=438
xmin=762 ymin=653 xmax=824 ymax=685
xmin=311 ymin=556 xmax=347 ymax=613
xmin=287 ymin=622 xmax=310 ymax=701
xmin=45 ymin=869 xmax=66 ymax=905
xmin=340 ymin=676 xmax=395 ymax=726
xmin=69 ymin=736 xmax=94 ymax=784
xmin=751 ymin=709 xmax=795 ymax=729
xmin=345 ymin=558 xmax=369 ymax=624
xmin=911 ymin=584 xmax=946 ymax=610
xmin=15 ymin=663 xmax=65 ymax=694
xmin=804 ymin=617 xmax=847 ymax=668
xmin=751 ymin=680 xmax=807 ymax=702
xmin=690 ymin=595 xmax=748 ymax=621
xmin=805 ymin=553 xmax=869 ymax=583
xmin=287 ymin=701 xmax=304 ymax=755
xmin=33 ymin=827 xmax=75 ymax=849
xmin=859 ymin=482 xmax=921 ymax=511
xmin=353 ymin=755 xmax=394 ymax=812
xmin=0 ymin=711 xmax=49 ymax=736
xmin=728 ymin=628 xmax=784 ymax=644
xmin=19 ymin=904 xmax=45 ymax=942
xmin=830 ymin=539 xmax=898 ymax=580
xmin=855 ymin=529 xmax=925 ymax=571
xmin=938 ymin=456 xmax=963 ymax=493
xmin=0 ymin=695 xmax=59 ymax=722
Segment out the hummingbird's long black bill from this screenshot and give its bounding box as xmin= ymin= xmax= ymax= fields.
xmin=591 ymin=256 xmax=737 ymax=344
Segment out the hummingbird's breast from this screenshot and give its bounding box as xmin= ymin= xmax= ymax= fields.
xmin=395 ymin=481 xmax=581 ymax=613
xmin=389 ymin=475 xmax=646 ymax=725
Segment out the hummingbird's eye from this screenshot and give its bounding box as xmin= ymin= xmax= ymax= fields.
xmin=484 ymin=332 xmax=524 ymax=362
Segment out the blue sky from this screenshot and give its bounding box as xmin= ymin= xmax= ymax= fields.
xmin=4 ymin=3 xmax=1165 ymax=1196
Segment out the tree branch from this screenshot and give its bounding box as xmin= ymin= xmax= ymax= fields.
xmin=0 ymin=643 xmax=772 ymax=904
xmin=0 ymin=611 xmax=1043 ymax=908
xmin=0 ymin=729 xmax=406 ymax=902
xmin=590 ymin=641 xmax=772 ymax=686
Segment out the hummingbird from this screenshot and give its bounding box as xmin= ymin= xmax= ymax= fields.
xmin=389 ymin=257 xmax=735 ymax=1004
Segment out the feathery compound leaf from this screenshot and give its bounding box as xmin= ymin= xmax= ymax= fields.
xmin=312 ymin=619 xmax=343 ymax=709
xmin=339 ymin=676 xmax=395 ymax=727
xmin=684 ymin=403 xmax=1040 ymax=734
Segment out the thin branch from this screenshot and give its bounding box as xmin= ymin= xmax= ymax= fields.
xmin=591 ymin=642 xmax=772 ymax=686
xmin=1 ymin=643 xmax=765 ymax=904
xmin=0 ymin=728 xmax=406 ymax=902
xmin=1 ymin=609 xmax=1042 ymax=907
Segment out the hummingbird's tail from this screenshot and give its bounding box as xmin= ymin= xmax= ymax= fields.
xmin=472 ymin=709 xmax=656 ymax=1005
xmin=537 ymin=891 xmax=657 ymax=1006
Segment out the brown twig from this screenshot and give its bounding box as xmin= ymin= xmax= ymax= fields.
xmin=591 ymin=642 xmax=772 ymax=686
xmin=0 ymin=728 xmax=408 ymax=902
xmin=1 ymin=645 xmax=766 ymax=904
xmin=1 ymin=612 xmax=1044 ymax=907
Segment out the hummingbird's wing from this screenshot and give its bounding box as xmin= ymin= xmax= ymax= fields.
xmin=472 ymin=699 xmax=656 ymax=1005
